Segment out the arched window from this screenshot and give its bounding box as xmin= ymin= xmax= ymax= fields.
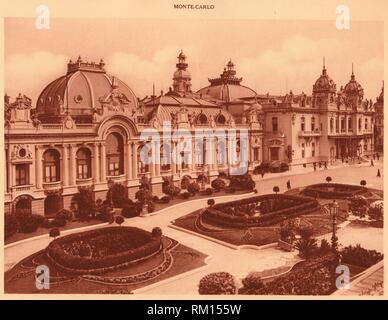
xmin=197 ymin=113 xmax=207 ymax=125
xmin=15 ymin=195 xmax=32 ymax=214
xmin=43 ymin=149 xmax=60 ymax=182
xmin=216 ymin=114 xmax=226 ymax=125
xmin=76 ymin=148 xmax=91 ymax=179
xmin=160 ymin=143 xmax=171 ymax=171
xmin=217 ymin=139 xmax=227 ymax=165
xmin=301 ymin=117 xmax=305 ymax=131
xmin=106 ymin=133 xmax=124 ymax=176
xmin=138 ymin=144 xmax=150 ymax=174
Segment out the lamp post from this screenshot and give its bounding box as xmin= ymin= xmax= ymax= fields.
xmin=330 ymin=199 xmax=339 ymax=252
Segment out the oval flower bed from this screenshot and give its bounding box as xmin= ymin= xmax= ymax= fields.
xmin=202 ymin=194 xmax=320 ymax=228
xmin=46 ymin=226 xmax=162 ymax=275
xmin=303 ymin=183 xmax=367 ymax=199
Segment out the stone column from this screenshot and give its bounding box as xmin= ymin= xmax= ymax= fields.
xmin=125 ymin=141 xmax=132 ymax=180
xmin=191 ymin=139 xmax=196 ymax=171
xmin=93 ymin=143 xmax=100 ymax=183
xmin=35 ymin=146 xmax=42 ymax=189
xmin=172 ymin=141 xmax=177 ymax=175
xmin=131 ymin=142 xmax=138 ymax=180
xmin=62 ymin=144 xmax=69 ymax=186
xmin=100 ymin=143 xmax=106 ymax=182
xmin=69 ymin=144 xmax=76 ymax=185
xmin=154 ymin=140 xmax=161 ymax=176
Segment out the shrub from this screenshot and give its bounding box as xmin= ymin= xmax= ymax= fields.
xmin=55 ymin=209 xmax=73 ymax=222
xmin=341 ymin=244 xmax=383 ymax=268
xmin=115 ymin=215 xmax=125 ymax=226
xmin=147 ymin=201 xmax=155 ymax=213
xmin=181 ymin=192 xmax=191 ymax=199
xmin=319 ymin=239 xmax=332 ymax=254
xmin=349 ymin=196 xmax=368 ymax=217
xmin=163 ymin=184 xmax=181 ymax=198
xmin=135 ymin=188 xmax=153 ymax=204
xmin=226 ymin=187 xmax=236 ymax=193
xmin=229 ymin=173 xmax=255 ymax=191
xmin=205 ymin=187 xmax=214 ymax=195
xmin=152 ymin=196 xmax=160 ymax=203
xmin=41 ymin=218 xmax=52 ymax=228
xmin=72 ymin=187 xmax=95 ymax=220
xmin=106 ymin=183 xmax=129 ymax=208
xmin=295 ymin=238 xmax=318 ymax=258
xmin=5 ymin=214 xmax=19 ymax=239
xmin=95 ymin=205 xmax=114 ymax=222
xmin=207 ymin=199 xmax=215 ymax=206
xmin=51 ymin=218 xmax=67 ymax=228
xmin=16 ymin=212 xmax=44 ymax=233
xmin=49 ymin=228 xmax=60 ymax=239
xmin=198 ymin=272 xmax=236 ymax=295
xmin=187 ymin=182 xmax=200 ymax=195
xmin=181 ymin=176 xmax=191 ymax=189
xmin=121 ymin=205 xmax=139 ymax=218
xmin=160 ymin=195 xmax=171 ymax=204
xmin=241 ymin=272 xmax=265 ymax=292
xmin=368 ymin=203 xmax=383 ymax=221
xmin=197 ymin=173 xmax=208 ymax=184
xmin=151 ymin=227 xmax=162 ymax=238
xmin=211 ymin=178 xmax=226 ymax=191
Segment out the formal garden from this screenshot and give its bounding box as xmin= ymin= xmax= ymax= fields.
xmin=5 ymin=172 xmax=255 ymax=245
xmin=5 ymin=224 xmax=208 ymax=294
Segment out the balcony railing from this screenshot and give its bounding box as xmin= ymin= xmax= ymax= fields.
xmin=298 ymin=130 xmax=322 ymax=137
xmin=42 ymin=181 xmax=62 ymax=190
xmin=76 ymin=177 xmax=94 ymax=186
xmin=106 ymin=174 xmax=127 ymax=183
xmin=11 ymin=185 xmax=33 ymax=192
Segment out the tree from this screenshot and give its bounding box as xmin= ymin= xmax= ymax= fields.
xmin=152 ymin=227 xmax=163 ymax=238
xmin=72 ymin=187 xmax=95 ymax=220
xmin=326 ymin=176 xmax=332 ymax=183
xmin=115 ymin=215 xmax=124 ymax=226
xmin=107 ymin=183 xmax=129 ymax=208
xmin=360 ymin=180 xmax=367 ymax=187
xmin=273 ymin=186 xmax=280 ymax=194
xmin=49 ymin=228 xmax=60 ymax=239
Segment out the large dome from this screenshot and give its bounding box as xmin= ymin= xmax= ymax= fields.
xmin=36 ymin=57 xmax=138 ymax=121
xmin=344 ymin=72 xmax=364 ymax=97
xmin=196 ymin=60 xmax=257 ymax=102
xmin=313 ymin=66 xmax=336 ymax=93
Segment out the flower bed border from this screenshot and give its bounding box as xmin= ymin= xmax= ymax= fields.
xmin=202 ymin=194 xmax=320 ymax=228
xmin=303 ymin=183 xmax=367 ymax=199
xmin=46 ymin=226 xmax=162 ymax=275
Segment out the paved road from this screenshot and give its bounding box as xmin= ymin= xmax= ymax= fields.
xmin=4 ymin=162 xmax=383 ymax=295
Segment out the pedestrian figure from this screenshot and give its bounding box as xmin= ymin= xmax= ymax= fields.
xmin=261 ymin=170 xmax=264 ymax=178
xmin=318 ymin=162 xmax=322 ymax=168
xmin=377 ymin=153 xmax=380 ymax=161
xmin=371 ymin=159 xmax=374 ymax=167
xmin=377 ymin=169 xmax=381 ymax=177
xmin=313 ymin=162 xmax=316 ymax=171
xmin=324 ymin=161 xmax=328 ymax=170
xmin=286 ymin=180 xmax=291 ymax=190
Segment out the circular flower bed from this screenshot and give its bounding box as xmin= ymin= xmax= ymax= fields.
xmin=202 ymin=194 xmax=319 ymax=228
xmin=46 ymin=227 xmax=162 ymax=274
xmin=303 ymin=183 xmax=367 ymax=199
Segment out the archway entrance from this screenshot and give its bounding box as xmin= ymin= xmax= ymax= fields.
xmin=44 ymin=193 xmax=63 ymax=216
xmin=14 ymin=195 xmax=32 ymax=214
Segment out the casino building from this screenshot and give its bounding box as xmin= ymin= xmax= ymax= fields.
xmin=4 ymin=52 xmax=380 ymax=216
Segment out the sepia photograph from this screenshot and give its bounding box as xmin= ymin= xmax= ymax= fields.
xmin=1 ymin=0 xmax=386 ymax=301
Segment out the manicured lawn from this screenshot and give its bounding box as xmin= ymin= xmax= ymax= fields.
xmin=4 ymin=236 xmax=208 ymax=294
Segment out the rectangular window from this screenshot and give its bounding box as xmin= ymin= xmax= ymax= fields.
xmin=44 ymin=164 xmax=57 ymax=182
xmin=16 ymin=164 xmax=29 ymax=186
xmin=109 ymin=162 xmax=120 ymax=176
xmin=77 ymin=164 xmax=89 ymax=179
xmin=348 ymin=118 xmax=352 ymax=131
xmin=254 ymin=148 xmax=260 ymax=161
xmin=272 ymin=117 xmax=278 ymax=132
xmin=341 ymin=118 xmax=346 ymax=132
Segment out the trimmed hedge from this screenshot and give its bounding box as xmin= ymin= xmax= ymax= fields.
xmin=46 ymin=226 xmax=162 ymax=274
xmin=202 ymin=194 xmax=319 ymax=228
xmin=303 ymin=183 xmax=367 ymax=199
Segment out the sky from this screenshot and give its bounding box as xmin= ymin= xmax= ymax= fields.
xmin=5 ymin=18 xmax=384 ymax=103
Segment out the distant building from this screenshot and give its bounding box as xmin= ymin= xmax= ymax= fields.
xmin=4 ymin=53 xmax=381 ymax=216
xmin=374 ymin=82 xmax=384 ymax=153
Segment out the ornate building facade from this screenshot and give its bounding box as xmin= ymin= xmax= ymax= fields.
xmin=4 ymin=53 xmax=381 ymax=216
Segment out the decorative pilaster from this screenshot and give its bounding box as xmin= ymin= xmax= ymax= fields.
xmin=93 ymin=143 xmax=100 ymax=183
xmin=131 ymin=142 xmax=138 ymax=179
xmin=100 ymin=143 xmax=106 ymax=182
xmin=35 ymin=145 xmax=42 ymax=189
xmin=69 ymin=144 xmax=76 ymax=185
xmin=62 ymin=144 xmax=69 ymax=186
xmin=125 ymin=141 xmax=132 ymax=180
